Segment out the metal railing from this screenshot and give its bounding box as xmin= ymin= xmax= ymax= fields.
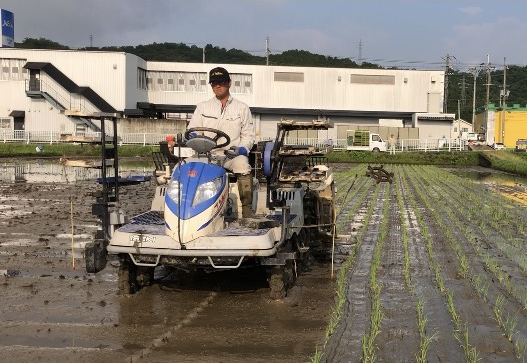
xmin=25 ymin=79 xmax=95 ymax=115
xmin=331 ymin=138 xmax=465 ymax=152
xmin=0 ymin=130 xmax=467 ymax=152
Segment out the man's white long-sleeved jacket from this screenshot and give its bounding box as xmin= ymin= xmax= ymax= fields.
xmin=188 ymin=95 xmax=254 ymax=154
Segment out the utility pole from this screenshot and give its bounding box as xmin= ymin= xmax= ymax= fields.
xmin=460 ymin=74 xmax=466 ymax=107
xmin=485 ymin=55 xmax=493 ymax=144
xmin=265 ymin=36 xmax=270 ymax=66
xmin=458 ymin=99 xmax=461 ymax=138
xmin=469 ymin=64 xmax=483 ymax=132
xmin=358 ymin=39 xmax=363 ymax=65
xmin=443 ymin=54 xmax=455 ymax=113
xmin=202 ymin=46 xmax=206 ymax=63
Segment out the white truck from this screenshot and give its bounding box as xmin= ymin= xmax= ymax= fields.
xmin=461 ymin=132 xmax=479 ymax=142
xmin=346 ymin=130 xmax=387 ymax=152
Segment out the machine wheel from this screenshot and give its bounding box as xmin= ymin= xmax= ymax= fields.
xmin=136 ymin=266 xmax=155 ymax=289
xmin=267 ymin=261 xmax=296 ymax=300
xmin=118 ymin=257 xmax=137 ymax=295
xmin=118 ymin=257 xmax=156 ymax=295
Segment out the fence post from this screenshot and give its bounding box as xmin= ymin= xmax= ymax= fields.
xmin=50 ymin=132 xmax=53 ymax=145
xmin=27 ymin=132 xmax=30 ymax=144
xmin=143 ymin=133 xmax=146 ymax=146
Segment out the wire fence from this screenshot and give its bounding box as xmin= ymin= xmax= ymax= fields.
xmin=0 ymin=130 xmax=466 ymax=152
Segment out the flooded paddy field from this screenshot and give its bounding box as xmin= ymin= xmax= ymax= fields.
xmin=2 ymin=160 xmax=527 ymax=362
xmin=0 ymin=159 xmax=335 ymax=363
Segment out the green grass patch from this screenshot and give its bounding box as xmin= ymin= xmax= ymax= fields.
xmin=480 ymin=150 xmax=527 ymax=177
xmin=0 ymin=143 xmax=159 ymax=158
xmin=326 ymin=151 xmax=480 ymax=165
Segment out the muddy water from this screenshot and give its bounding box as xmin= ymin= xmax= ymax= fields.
xmin=442 ymin=165 xmax=527 ymax=206
xmin=0 ymin=160 xmax=335 ymax=362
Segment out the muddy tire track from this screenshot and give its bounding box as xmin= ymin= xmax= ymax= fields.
xmin=375 ymin=178 xmax=420 ymax=362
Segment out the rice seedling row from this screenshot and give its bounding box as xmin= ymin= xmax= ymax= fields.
xmin=321 ymin=183 xmax=384 ymax=362
xmin=317 ymin=164 xmax=527 ymax=362
xmin=408 ymin=165 xmax=527 ymax=359
xmin=406 ymin=165 xmax=519 ymax=361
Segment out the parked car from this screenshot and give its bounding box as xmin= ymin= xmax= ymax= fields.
xmin=492 ymin=143 xmax=506 ymax=150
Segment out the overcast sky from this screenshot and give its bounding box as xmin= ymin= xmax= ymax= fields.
xmin=2 ymin=1 xmax=525 ymax=70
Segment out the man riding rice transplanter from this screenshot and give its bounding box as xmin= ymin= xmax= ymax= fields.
xmin=187 ymin=67 xmax=256 ymax=218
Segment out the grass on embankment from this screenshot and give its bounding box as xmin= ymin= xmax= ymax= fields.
xmin=327 ymin=150 xmax=527 ymax=177
xmin=479 ymin=150 xmax=527 ymax=177
xmin=326 ymin=150 xmax=480 ymax=165
xmin=0 ymin=143 xmax=159 ymax=158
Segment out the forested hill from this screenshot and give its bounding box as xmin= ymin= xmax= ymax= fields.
xmin=14 ymin=37 xmax=527 ymax=122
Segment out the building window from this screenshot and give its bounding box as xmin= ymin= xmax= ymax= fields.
xmin=0 ymin=58 xmax=27 ymax=81
xmin=0 ymin=118 xmax=11 ymax=129
xmin=230 ymin=73 xmax=252 ymax=94
xmin=350 ymin=74 xmax=395 ymax=85
xmin=145 ymin=71 xmax=206 ymax=92
xmin=274 ymin=72 xmax=304 ymax=82
xmin=144 ymin=70 xmax=252 ymax=94
xmin=137 ymin=68 xmax=147 ymax=90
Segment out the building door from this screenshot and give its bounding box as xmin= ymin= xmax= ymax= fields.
xmin=29 ymin=69 xmax=41 ymax=91
xmin=9 ymin=110 xmax=25 ymax=131
xmin=13 ymin=116 xmax=25 ymax=130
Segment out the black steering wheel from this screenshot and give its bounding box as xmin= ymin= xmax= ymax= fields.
xmin=184 ymin=127 xmax=230 ymax=149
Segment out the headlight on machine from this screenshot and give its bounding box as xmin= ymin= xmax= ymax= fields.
xmin=193 ymin=177 xmax=223 ymax=206
xmin=166 ymin=180 xmax=181 ymax=203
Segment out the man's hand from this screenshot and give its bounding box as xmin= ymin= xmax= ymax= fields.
xmin=224 ymin=146 xmax=247 ymax=159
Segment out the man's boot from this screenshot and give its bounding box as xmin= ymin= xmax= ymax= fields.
xmin=237 ymin=174 xmax=255 ymax=218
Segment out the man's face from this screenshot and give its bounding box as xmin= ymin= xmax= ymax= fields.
xmin=210 ymin=81 xmax=230 ymax=99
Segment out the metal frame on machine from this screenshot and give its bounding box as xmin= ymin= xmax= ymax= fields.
xmin=266 ymin=119 xmax=333 ymax=210
xmin=85 ymin=113 xmax=120 ymax=273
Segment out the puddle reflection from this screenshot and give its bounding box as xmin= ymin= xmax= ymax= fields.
xmin=0 ymin=159 xmax=154 ymax=183
xmin=442 ymin=165 xmax=527 ymax=205
xmin=443 ymin=165 xmax=527 ymax=185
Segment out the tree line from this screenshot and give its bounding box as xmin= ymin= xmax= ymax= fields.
xmin=16 ymin=37 xmax=527 ymax=122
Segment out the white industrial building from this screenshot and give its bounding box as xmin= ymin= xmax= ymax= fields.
xmin=0 ymin=48 xmax=455 ymax=143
